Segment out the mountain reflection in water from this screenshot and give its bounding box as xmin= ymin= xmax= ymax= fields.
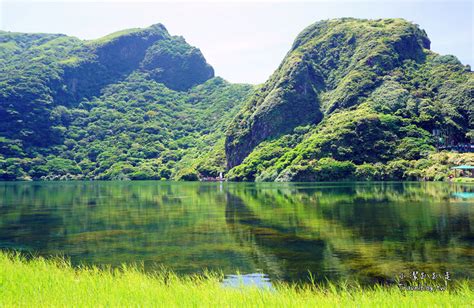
xmin=0 ymin=181 xmax=472 ymax=285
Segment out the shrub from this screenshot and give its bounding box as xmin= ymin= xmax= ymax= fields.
xmin=279 ymin=158 xmax=356 ymax=182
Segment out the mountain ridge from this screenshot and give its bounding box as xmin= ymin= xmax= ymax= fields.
xmin=0 ymin=18 xmax=472 ymax=181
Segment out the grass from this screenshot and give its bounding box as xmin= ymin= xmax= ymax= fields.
xmin=85 ymin=28 xmax=145 ymax=47
xmin=0 ymin=252 xmax=472 ymax=307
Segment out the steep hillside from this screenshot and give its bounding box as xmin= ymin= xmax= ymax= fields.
xmin=0 ymin=25 xmax=252 ymax=180
xmin=0 ymin=24 xmax=214 ymax=148
xmin=225 ymin=18 xmax=473 ymax=181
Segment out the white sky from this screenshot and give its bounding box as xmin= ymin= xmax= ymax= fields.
xmin=1 ymin=0 xmax=472 ymax=84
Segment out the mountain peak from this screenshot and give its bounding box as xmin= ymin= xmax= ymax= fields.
xmin=292 ymin=18 xmax=430 ymax=52
xmin=87 ymin=23 xmax=170 ymax=47
xmin=225 ymin=18 xmax=467 ymax=171
xmin=54 ymin=22 xmax=214 ymax=102
xmin=148 ymin=23 xmax=168 ymax=32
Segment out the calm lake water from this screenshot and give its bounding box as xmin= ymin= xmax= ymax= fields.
xmin=0 ymin=181 xmax=472 ymax=285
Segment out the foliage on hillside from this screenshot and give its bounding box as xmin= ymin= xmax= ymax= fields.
xmin=0 ymin=26 xmax=252 ymax=180
xmin=0 ymin=75 xmax=252 ymax=180
xmin=225 ymin=18 xmax=473 ymax=181
xmin=0 ymin=19 xmax=472 ymax=181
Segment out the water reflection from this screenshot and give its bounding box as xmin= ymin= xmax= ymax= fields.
xmin=0 ymin=181 xmax=472 ymax=285
xmin=452 ymin=192 xmax=474 ymax=200
xmin=222 ymin=273 xmax=273 ymax=290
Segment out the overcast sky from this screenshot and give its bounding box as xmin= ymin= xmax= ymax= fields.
xmin=1 ymin=0 xmax=472 ymax=84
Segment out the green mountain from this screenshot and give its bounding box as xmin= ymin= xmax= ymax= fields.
xmin=0 ymin=18 xmax=472 ymax=181
xmin=0 ymin=24 xmax=253 ymax=180
xmin=225 ymin=18 xmax=473 ymax=181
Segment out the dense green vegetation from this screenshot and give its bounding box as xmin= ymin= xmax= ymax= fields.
xmin=0 ymin=18 xmax=472 ymax=181
xmin=226 ymin=18 xmax=473 ymax=181
xmin=1 ymin=252 xmax=472 ymax=307
xmin=0 ymin=25 xmax=252 ymax=180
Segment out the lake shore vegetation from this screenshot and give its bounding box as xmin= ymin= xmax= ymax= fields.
xmin=0 ymin=252 xmax=472 ymax=307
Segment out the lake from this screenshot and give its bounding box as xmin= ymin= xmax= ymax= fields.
xmin=0 ymin=181 xmax=472 ymax=286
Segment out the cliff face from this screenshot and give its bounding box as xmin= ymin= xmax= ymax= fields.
xmin=140 ymin=36 xmax=214 ymax=91
xmin=225 ymin=18 xmax=434 ymax=169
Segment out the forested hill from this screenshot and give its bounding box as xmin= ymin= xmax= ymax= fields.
xmin=0 ymin=18 xmax=472 ymax=181
xmin=0 ymin=24 xmax=253 ymax=180
xmin=225 ymin=18 xmax=473 ymax=181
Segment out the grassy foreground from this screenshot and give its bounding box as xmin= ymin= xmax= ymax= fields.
xmin=0 ymin=253 xmax=472 ymax=307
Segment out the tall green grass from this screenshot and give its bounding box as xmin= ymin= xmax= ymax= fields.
xmin=0 ymin=252 xmax=472 ymax=307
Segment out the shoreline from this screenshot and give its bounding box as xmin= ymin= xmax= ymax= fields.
xmin=0 ymin=179 xmax=473 ymax=184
